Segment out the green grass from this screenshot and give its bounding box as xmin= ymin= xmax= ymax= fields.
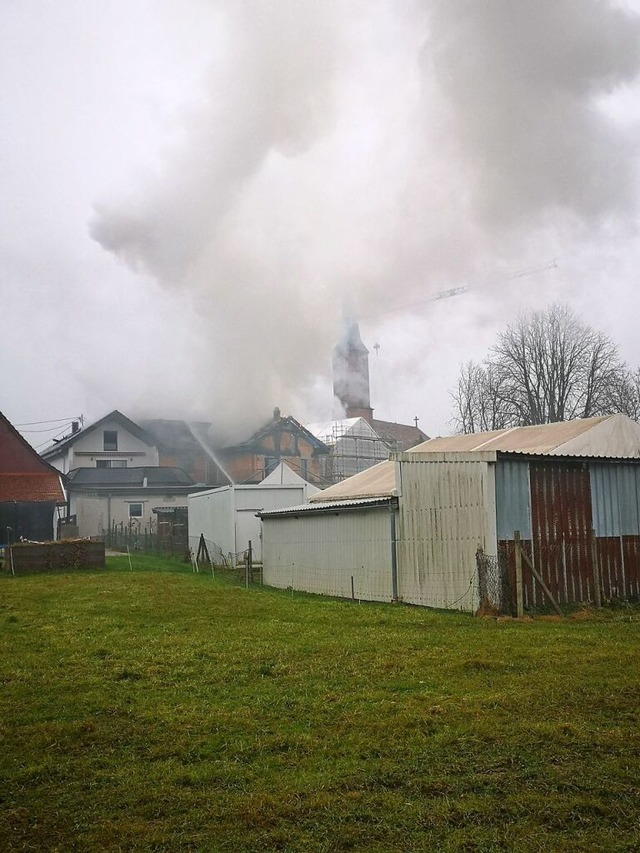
xmin=1 ymin=559 xmax=640 ymax=852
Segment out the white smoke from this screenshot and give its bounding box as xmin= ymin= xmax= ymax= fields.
xmin=89 ymin=0 xmax=640 ymax=439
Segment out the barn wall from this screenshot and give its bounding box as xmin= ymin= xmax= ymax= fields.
xmin=262 ymin=506 xmax=394 ymax=602
xmin=396 ymin=457 xmax=496 ymax=612
xmin=74 ymin=492 xmax=187 ymax=538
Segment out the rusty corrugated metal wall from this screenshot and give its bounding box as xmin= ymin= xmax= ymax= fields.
xmin=497 ymin=458 xmax=640 ymax=611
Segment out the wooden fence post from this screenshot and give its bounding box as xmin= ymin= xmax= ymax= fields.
xmin=590 ymin=527 xmax=602 ymax=608
xmin=514 ymin=530 xmax=524 ymax=618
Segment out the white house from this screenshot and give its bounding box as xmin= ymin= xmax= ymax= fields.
xmin=40 ymin=410 xmax=208 ymax=538
xmin=41 ymin=410 xmax=159 ymax=474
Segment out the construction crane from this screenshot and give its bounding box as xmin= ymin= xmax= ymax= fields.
xmin=365 ymin=259 xmax=558 ymax=320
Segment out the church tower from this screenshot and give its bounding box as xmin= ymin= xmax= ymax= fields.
xmin=332 ymin=316 xmax=374 ymax=422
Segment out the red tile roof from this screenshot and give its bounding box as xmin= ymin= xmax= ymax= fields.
xmin=0 ymin=412 xmax=67 ymax=504
xmin=0 ymin=473 xmax=66 ymax=504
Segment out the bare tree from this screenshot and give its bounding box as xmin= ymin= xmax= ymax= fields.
xmin=451 ymin=305 xmax=637 ymax=433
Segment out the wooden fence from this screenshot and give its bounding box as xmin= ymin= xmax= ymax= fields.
xmin=5 ymin=540 xmax=105 ymax=575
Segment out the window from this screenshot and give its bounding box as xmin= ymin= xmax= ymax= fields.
xmin=299 ymin=458 xmax=308 ymax=480
xmin=128 ymin=503 xmax=143 ymax=519
xmin=264 ymin=456 xmax=277 ymax=476
xmin=103 ymin=430 xmax=118 ymax=451
xmin=96 ymin=460 xmax=127 ymax=468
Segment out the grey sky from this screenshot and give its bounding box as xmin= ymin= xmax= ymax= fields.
xmin=2 ymin=0 xmax=640 ymax=448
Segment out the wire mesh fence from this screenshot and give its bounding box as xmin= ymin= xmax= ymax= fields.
xmin=475 ymin=548 xmax=509 ymax=615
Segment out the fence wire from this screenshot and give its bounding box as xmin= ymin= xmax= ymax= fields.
xmin=476 ymin=548 xmax=509 ymax=615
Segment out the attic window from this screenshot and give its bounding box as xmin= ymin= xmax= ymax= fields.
xmin=264 ymin=456 xmax=277 ymax=475
xmin=96 ymin=460 xmax=127 ymax=468
xmin=103 ymin=430 xmax=118 ymax=451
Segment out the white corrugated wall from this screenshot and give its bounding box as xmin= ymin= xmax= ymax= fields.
xmin=188 ymin=487 xmax=236 ymax=559
xmin=262 ymin=506 xmax=395 ymax=602
xmin=396 ymin=454 xmax=497 ymax=611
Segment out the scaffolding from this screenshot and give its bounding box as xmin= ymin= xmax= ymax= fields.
xmin=325 ymin=420 xmax=393 ymax=483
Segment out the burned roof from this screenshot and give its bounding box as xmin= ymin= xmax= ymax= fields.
xmin=138 ymin=419 xmax=213 ymax=453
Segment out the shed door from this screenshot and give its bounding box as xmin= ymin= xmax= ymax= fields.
xmin=528 ymin=461 xmax=593 ymax=606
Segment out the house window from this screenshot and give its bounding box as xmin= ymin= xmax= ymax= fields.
xmin=103 ymin=430 xmax=118 ymax=451
xmin=264 ymin=456 xmax=277 ymax=476
xmin=128 ymin=503 xmax=143 ymax=519
xmin=96 ymin=460 xmax=127 ymax=468
xmin=299 ymin=458 xmax=308 ymax=480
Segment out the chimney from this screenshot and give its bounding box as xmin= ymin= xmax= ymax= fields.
xmin=71 ymin=420 xmax=79 ymax=434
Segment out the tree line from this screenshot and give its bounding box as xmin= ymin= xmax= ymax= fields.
xmin=451 ymin=304 xmax=640 ymax=434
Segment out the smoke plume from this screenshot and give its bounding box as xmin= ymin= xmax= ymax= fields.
xmin=89 ymin=0 xmax=640 ymax=440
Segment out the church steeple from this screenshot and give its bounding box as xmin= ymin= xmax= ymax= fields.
xmin=332 ymin=316 xmax=374 ymax=422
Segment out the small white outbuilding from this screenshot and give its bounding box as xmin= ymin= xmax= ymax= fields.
xmin=187 ymin=462 xmax=319 ymax=564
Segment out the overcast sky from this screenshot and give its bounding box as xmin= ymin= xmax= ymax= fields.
xmin=3 ymin=0 xmax=640 ymax=449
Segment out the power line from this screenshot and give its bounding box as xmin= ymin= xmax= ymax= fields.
xmin=14 ymin=416 xmax=83 ymax=427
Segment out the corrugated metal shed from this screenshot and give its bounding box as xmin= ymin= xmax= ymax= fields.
xmin=262 ymin=500 xmax=396 ymax=602
xmin=261 ymin=416 xmax=640 ymax=613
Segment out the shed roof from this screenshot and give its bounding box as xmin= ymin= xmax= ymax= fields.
xmin=309 ymin=414 xmax=640 ymax=503
xmin=414 ymin=414 xmax=640 ymax=458
xmin=309 ymin=460 xmax=396 ymax=503
xmin=259 ymin=496 xmax=394 ymax=517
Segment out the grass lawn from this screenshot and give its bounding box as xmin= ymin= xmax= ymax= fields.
xmin=1 ymin=556 xmax=639 ymax=852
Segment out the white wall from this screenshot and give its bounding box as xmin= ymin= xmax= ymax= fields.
xmin=74 ymin=491 xmax=185 ymax=537
xmin=46 ymin=417 xmax=159 ymax=473
xmin=396 ymin=455 xmax=497 ymax=612
xmin=262 ymin=506 xmax=395 ymax=601
xmin=188 ymin=483 xmax=321 ymax=563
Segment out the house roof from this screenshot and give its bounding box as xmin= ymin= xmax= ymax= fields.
xmin=306 ymin=417 xmax=386 ymax=446
xmin=66 ymin=466 xmax=198 ymax=489
xmin=139 ymin=419 xmax=212 ymax=453
xmin=309 ymin=414 xmax=640 ymax=503
xmin=224 ymin=413 xmax=330 ymax=455
xmin=0 ymin=474 xmax=66 ymax=504
xmin=41 ymin=410 xmax=154 ymax=459
xmin=371 ymin=418 xmax=428 ymax=451
xmin=0 ymin=412 xmax=66 ymax=504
